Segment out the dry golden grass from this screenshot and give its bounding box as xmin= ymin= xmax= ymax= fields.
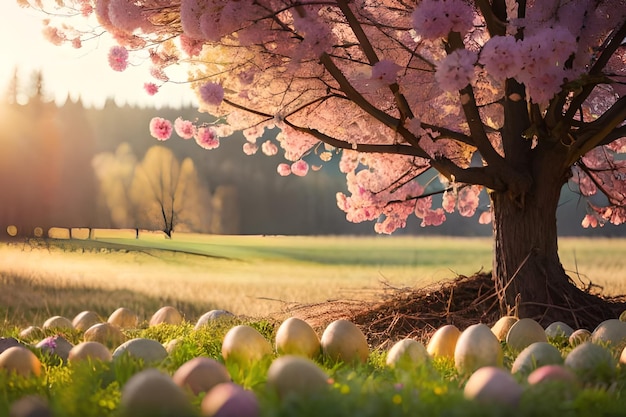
xmin=1 ymin=234 xmax=625 ymax=328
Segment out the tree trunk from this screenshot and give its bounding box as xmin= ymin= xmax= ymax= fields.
xmin=490 ymin=159 xmax=623 ymax=330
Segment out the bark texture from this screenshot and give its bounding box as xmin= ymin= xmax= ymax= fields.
xmin=490 ymin=147 xmax=624 ymax=329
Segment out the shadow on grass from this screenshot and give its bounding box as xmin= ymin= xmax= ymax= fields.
xmin=0 ymin=272 xmax=217 ymax=329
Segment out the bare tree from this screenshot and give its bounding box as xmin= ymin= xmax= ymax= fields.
xmin=130 ymin=146 xmax=181 ymax=237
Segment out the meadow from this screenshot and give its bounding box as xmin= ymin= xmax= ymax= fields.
xmin=1 ymin=233 xmax=626 ymax=329
xmin=2 ymin=233 xmax=626 ymax=417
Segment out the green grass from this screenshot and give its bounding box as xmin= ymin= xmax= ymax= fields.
xmin=2 ymin=234 xmax=626 ymax=416
xmin=1 ymin=319 xmax=626 ymax=417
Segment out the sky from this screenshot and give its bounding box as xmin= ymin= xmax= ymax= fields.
xmin=0 ymin=2 xmax=197 ymax=109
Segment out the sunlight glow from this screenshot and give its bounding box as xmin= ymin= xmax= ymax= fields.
xmin=0 ymin=2 xmax=197 ymax=109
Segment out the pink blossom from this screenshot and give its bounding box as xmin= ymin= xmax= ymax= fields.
xmin=291 ymin=160 xmax=309 ymax=177
xmin=95 ymin=0 xmax=114 ymax=30
xmin=607 ymin=208 xmax=626 ymax=225
xmin=144 ymin=82 xmax=159 ymax=96
xmin=457 ymin=186 xmax=480 ymax=217
xmin=199 ymin=82 xmax=224 ymax=106
xmin=478 ymin=211 xmax=492 ymax=224
xmin=194 ymin=126 xmax=220 ymax=149
xmin=108 ymin=0 xmax=145 ymax=33
xmin=243 ymin=142 xmax=258 ymax=155
xmin=277 ymin=163 xmax=291 ymax=176
xmin=414 ymin=196 xmax=433 ymax=218
xmin=261 ymin=140 xmax=278 ymax=156
xmin=375 ymin=217 xmax=404 ymax=234
xmin=150 ymin=66 xmax=169 ymax=82
xmin=514 ymin=26 xmax=578 ymax=105
xmin=80 ymin=2 xmax=93 ymax=16
xmin=404 ymin=117 xmax=423 ymax=137
xmin=435 ymin=49 xmax=478 ymax=92
xmin=581 ymin=214 xmax=600 ymax=228
xmin=479 ymin=35 xmax=521 ymax=80
xmin=442 ymin=190 xmax=456 ymax=213
xmin=371 ymin=60 xmax=402 ymax=85
xmin=108 ymin=45 xmax=129 ymax=72
xmin=421 ymin=209 xmax=446 ymax=227
xmin=71 ymin=38 xmax=82 ymax=48
xmin=149 ymin=117 xmax=172 ymax=141
xmin=412 ymin=0 xmax=474 ymax=40
xmin=179 ymin=33 xmax=204 ymax=57
xmin=179 ymin=0 xmax=205 ymax=39
xmin=174 ymin=117 xmax=195 ymax=139
xmin=292 ymin=14 xmax=335 ymax=59
xmin=43 ymin=25 xmax=66 ymax=46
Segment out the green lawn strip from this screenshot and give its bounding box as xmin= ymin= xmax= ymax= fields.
xmin=2 ymin=319 xmax=626 ymax=417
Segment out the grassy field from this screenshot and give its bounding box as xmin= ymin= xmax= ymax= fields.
xmin=1 ymin=233 xmax=626 ymax=328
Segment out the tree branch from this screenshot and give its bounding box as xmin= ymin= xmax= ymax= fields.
xmin=282 ymin=118 xmax=431 ymax=158
xmin=335 ymin=0 xmax=416 ymax=123
xmin=446 ymin=32 xmax=506 ymax=169
xmin=421 ymin=123 xmax=476 ymax=146
xmin=431 ymin=157 xmax=506 ymax=191
xmin=561 ymin=21 xmax=626 ymax=125
xmin=475 ymin=0 xmax=506 ymax=37
xmin=335 ymin=0 xmax=379 ymax=65
xmin=565 ymin=95 xmax=626 ymax=167
xmin=599 ymin=125 xmax=626 ymax=145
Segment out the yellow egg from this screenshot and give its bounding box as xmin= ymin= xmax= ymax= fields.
xmin=221 ymin=325 xmax=273 ymax=366
xmin=267 ymin=355 xmax=329 ymax=400
xmin=275 ymin=317 xmax=320 ymax=359
xmin=108 ymin=307 xmax=139 ymax=329
xmin=0 ymin=346 xmax=41 ymax=377
xmin=149 ymin=306 xmax=183 ymax=327
xmin=68 ymin=341 xmax=112 ymax=363
xmin=427 ymin=324 xmax=461 ymax=360
xmin=490 ymin=316 xmax=518 ymax=342
xmin=454 ymin=323 xmax=503 ymax=374
xmin=320 ymin=319 xmax=369 ymax=364
xmin=84 ymin=322 xmax=126 ymax=349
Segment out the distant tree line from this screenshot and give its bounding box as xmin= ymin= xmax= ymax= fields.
xmin=0 ymin=71 xmax=623 ymax=238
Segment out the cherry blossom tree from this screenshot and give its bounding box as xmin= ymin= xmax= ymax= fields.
xmin=28 ymin=0 xmax=626 ymax=327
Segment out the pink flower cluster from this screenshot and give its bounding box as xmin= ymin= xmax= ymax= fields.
xmin=243 ymin=142 xmax=258 ymax=155
xmin=277 ymin=163 xmax=291 ymax=177
xmin=108 ymin=45 xmax=129 ymax=72
xmin=144 ymin=83 xmax=159 ymax=96
xmin=149 ymin=117 xmax=172 ymax=141
xmin=179 ymin=33 xmax=204 ymax=57
xmin=291 ymin=160 xmax=309 ymax=177
xmin=261 ymin=141 xmax=278 ymax=156
xmin=411 ymin=0 xmax=474 ymax=40
xmin=478 ymin=26 xmax=579 ymax=104
xmin=371 ymin=60 xmax=403 ymax=85
xmin=571 ymin=147 xmax=626 ymax=228
xmin=174 ymin=117 xmax=195 ymax=139
xmin=479 ymin=35 xmax=521 ymax=80
xmin=195 ymin=126 xmax=220 ymax=149
xmin=199 ymin=82 xmax=224 ymax=106
xmin=292 ymin=14 xmax=335 ymax=59
xmin=435 ymin=49 xmax=478 ymax=92
xmin=180 ymin=0 xmax=263 ymax=42
xmin=336 ymin=165 xmax=448 ymax=234
xmin=108 ymin=0 xmax=145 ymax=33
